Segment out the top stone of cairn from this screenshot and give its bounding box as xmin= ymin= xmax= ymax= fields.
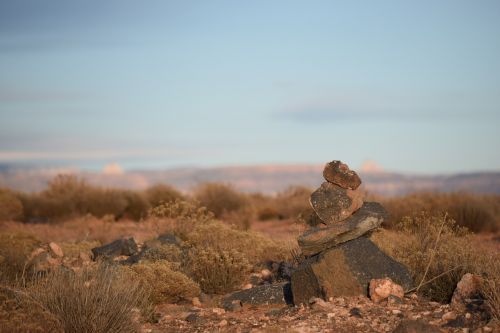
xmin=323 ymin=160 xmax=362 ymax=190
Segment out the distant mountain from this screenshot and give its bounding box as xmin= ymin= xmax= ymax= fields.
xmin=0 ymin=164 xmax=499 ymax=196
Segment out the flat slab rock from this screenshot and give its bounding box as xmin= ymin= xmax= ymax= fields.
xmin=298 ymin=202 xmax=389 ymax=256
xmin=222 ymin=283 xmax=293 ymax=308
xmin=309 ymin=182 xmax=364 ymax=224
xmin=291 ymin=237 xmax=413 ymax=305
xmin=323 ymin=160 xmax=362 ymax=190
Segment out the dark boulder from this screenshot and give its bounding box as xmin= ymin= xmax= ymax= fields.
xmin=291 ymin=237 xmax=413 ymax=305
xmin=91 ymin=237 xmax=138 ymax=260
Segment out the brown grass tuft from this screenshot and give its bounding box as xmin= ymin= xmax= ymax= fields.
xmin=30 ymin=264 xmax=151 ymax=333
xmin=0 ymin=232 xmax=41 ymax=284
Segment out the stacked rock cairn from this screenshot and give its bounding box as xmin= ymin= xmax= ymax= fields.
xmin=290 ymin=160 xmax=414 ymax=305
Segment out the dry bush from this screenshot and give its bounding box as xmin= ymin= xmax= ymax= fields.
xmin=380 ymin=192 xmax=500 ymax=232
xmin=0 ymin=189 xmax=24 ymax=221
xmin=194 ymin=182 xmax=248 ymax=218
xmin=126 ymin=261 xmax=200 ymax=304
xmin=0 ymin=232 xmax=41 ymax=284
xmin=274 ymin=186 xmax=312 ymax=220
xmin=31 ymin=264 xmax=151 ymax=333
xmin=0 ymin=285 xmax=63 ymax=333
xmin=140 ymin=244 xmax=183 ymax=263
xmin=184 ymin=246 xmax=251 ymax=294
xmin=482 ymin=261 xmax=500 ymax=322
xmin=60 ymin=240 xmax=101 ymax=259
xmin=148 ymin=199 xmax=214 ymax=239
xmin=144 ymin=184 xmax=185 ymax=208
xmin=390 ymin=213 xmax=491 ymax=302
xmin=186 ymin=220 xmax=290 ymax=264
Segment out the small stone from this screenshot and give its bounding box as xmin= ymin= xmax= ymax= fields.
xmin=212 ymin=308 xmax=225 ymax=315
xmin=410 ymin=293 xmax=418 ymax=299
xmin=442 ymin=311 xmax=457 ymax=321
xmin=323 ymin=160 xmax=362 ymax=190
xmin=192 ymin=297 xmax=202 ymax=307
xmin=184 ymin=313 xmax=199 ymax=323
xmin=218 ymin=319 xmax=228 ymax=327
xmin=224 ymin=300 xmax=243 ymax=312
xmin=483 ymin=327 xmax=493 ymax=333
xmin=349 ymin=307 xmax=362 ymax=318
xmin=261 ymin=269 xmax=272 ymax=281
xmin=369 ymin=278 xmax=405 ymax=303
xmin=392 ymin=309 xmax=402 ymax=315
xmin=465 ymin=312 xmax=471 ymax=319
xmin=422 ymin=311 xmax=431 ymax=316
xmin=242 ymin=283 xmax=253 ymax=290
xmin=48 ymin=242 xmax=64 ymax=258
xmin=462 ymin=328 xmax=470 ymax=333
xmin=327 ymin=313 xmax=335 ymax=319
xmin=451 ymin=273 xmax=484 ymax=311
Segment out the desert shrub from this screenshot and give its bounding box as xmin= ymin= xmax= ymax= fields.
xmin=186 ymin=220 xmax=290 ymax=264
xmin=148 ymin=199 xmax=214 ymax=239
xmin=274 ymin=186 xmax=312 ymax=220
xmin=126 ymin=261 xmax=200 ymax=304
xmin=31 ymin=264 xmax=151 ymax=333
xmin=220 ymin=206 xmax=254 ymax=230
xmin=0 ymin=285 xmax=63 ymax=333
xmin=0 ymin=189 xmax=24 ymax=221
xmin=380 ymin=192 xmax=499 ymax=232
xmin=0 ymin=232 xmax=41 ymax=284
xmin=60 ymin=240 xmax=101 ymax=259
xmin=83 ymin=189 xmax=128 ymax=219
xmin=121 ymin=191 xmax=150 ymax=220
xmin=194 ymin=182 xmax=248 ymax=217
xmin=392 ymin=213 xmax=490 ymax=302
xmin=145 ymin=184 xmax=184 ymax=207
xmin=140 ymin=244 xmax=183 ymax=263
xmin=184 ymin=246 xmax=251 ymax=294
xmin=257 ymin=206 xmax=283 ymax=221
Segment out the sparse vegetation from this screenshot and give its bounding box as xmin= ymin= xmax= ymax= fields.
xmin=0 ymin=189 xmax=23 ymax=222
xmin=0 ymin=232 xmax=41 ymax=284
xmin=194 ymin=182 xmax=248 ymax=218
xmin=30 ymin=264 xmax=152 ymax=333
xmin=0 ymin=285 xmax=64 ymax=333
xmin=184 ymin=246 xmax=251 ymax=294
xmin=126 ymin=261 xmax=200 ymax=304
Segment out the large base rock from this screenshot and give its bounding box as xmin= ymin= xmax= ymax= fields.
xmin=298 ymin=202 xmax=388 ymax=256
xmin=309 ymin=182 xmax=363 ymax=224
xmin=291 ymin=237 xmax=413 ymax=305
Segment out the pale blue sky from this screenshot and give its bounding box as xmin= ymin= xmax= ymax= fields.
xmin=0 ymin=1 xmax=499 ymax=173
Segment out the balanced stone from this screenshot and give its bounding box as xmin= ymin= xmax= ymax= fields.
xmin=298 ymin=202 xmax=388 ymax=256
xmin=323 ymin=160 xmax=361 ymax=190
xmin=309 ymin=182 xmax=363 ymax=224
xmin=290 ymin=236 xmax=413 ymax=305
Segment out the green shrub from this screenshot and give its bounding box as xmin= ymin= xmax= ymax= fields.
xmin=126 ymin=261 xmax=200 ymax=304
xmin=194 ymin=182 xmax=248 ymax=217
xmin=31 ymin=264 xmax=151 ymax=333
xmin=0 ymin=189 xmax=23 ymax=221
xmin=184 ymin=246 xmax=251 ymax=294
xmin=0 ymin=285 xmax=63 ymax=333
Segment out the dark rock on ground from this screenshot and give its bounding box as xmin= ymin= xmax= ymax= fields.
xmin=392 ymin=319 xmax=442 ymax=333
xmin=291 ymin=237 xmax=413 ymax=305
xmin=223 ymin=282 xmax=293 ymax=308
xmin=91 ymin=237 xmax=138 ymax=260
xmin=157 ymin=233 xmax=182 ymax=246
xmin=309 ymin=182 xmax=363 ymax=224
xmin=323 ymin=160 xmax=362 ymax=190
xmin=298 ymin=202 xmax=388 ymax=256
